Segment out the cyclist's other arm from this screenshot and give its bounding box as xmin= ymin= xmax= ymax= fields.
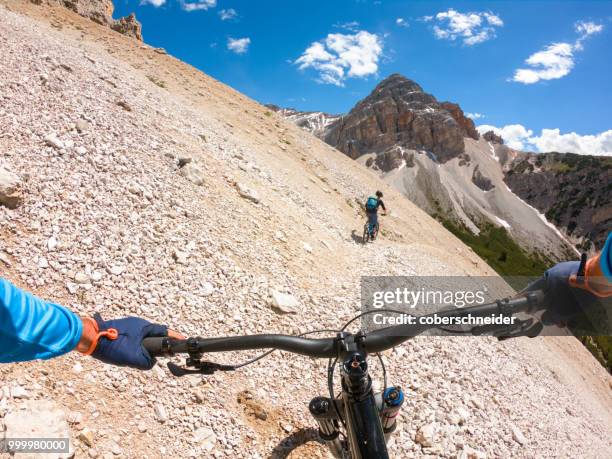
xmin=379 ymin=200 xmax=387 ymax=214
xmin=0 ymin=277 xmax=180 ymax=369
xmin=525 ymin=231 xmax=612 ymax=323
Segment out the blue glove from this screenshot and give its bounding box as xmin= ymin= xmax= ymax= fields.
xmin=91 ymin=314 xmax=168 ymax=370
xmin=526 ymin=261 xmax=597 ymax=325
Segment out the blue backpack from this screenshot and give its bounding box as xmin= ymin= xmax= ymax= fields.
xmin=366 ymin=196 xmax=378 ymax=211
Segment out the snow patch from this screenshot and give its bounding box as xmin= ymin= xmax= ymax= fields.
xmin=488 ymin=142 xmax=499 ymax=162
xmin=279 ymin=110 xmax=340 ymax=135
xmin=495 ymin=216 xmax=511 ymax=229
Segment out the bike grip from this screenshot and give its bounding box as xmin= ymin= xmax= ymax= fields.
xmin=142 ymin=337 xmax=166 ymax=356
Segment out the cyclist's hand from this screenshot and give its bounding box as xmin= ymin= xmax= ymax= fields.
xmin=524 ymin=261 xmax=597 ymax=325
xmin=80 ymin=314 xmax=184 ymax=370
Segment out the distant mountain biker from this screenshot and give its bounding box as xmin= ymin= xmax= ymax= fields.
xmin=365 ymin=191 xmax=387 ymax=240
xmin=1 ymin=231 xmax=610 ymax=368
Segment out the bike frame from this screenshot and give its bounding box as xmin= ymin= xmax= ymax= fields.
xmin=310 ymin=351 xmax=390 ymax=458
xmin=309 ymin=332 xmax=397 ymax=458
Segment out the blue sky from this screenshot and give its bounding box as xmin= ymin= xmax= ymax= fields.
xmin=113 ymin=1 xmax=612 ymax=155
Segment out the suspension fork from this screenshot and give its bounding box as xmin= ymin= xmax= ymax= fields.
xmin=309 ymin=397 xmax=345 ymax=458
xmin=380 ymin=386 xmax=404 ymax=442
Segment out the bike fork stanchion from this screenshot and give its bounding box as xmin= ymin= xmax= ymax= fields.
xmin=309 ymin=397 xmax=344 ymax=458
xmin=380 ymin=386 xmax=404 ymax=442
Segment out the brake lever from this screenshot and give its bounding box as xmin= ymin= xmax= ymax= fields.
xmin=495 ymin=320 xmax=543 ymax=341
xmin=167 ymin=361 xmax=236 ymax=377
xmin=470 ymin=318 xmax=543 ymax=340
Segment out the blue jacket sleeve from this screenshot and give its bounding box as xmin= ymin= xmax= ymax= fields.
xmin=601 ymin=232 xmax=612 ymax=283
xmin=0 ymin=277 xmax=82 ymax=362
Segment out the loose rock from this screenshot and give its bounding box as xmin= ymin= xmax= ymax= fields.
xmin=179 ymin=163 xmax=205 ymax=186
xmin=269 ymin=290 xmax=299 ymax=314
xmin=0 ymin=167 xmax=22 ymax=209
xmin=235 ymin=182 xmax=260 ymax=203
xmin=44 ymin=133 xmax=65 ymax=149
xmin=415 ymin=423 xmax=436 ymax=447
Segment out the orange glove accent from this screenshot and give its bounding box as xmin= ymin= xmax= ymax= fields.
xmin=76 ymin=316 xmax=119 ymax=355
xmin=569 ymin=253 xmax=612 ymax=298
xmin=167 ymin=329 xmax=185 ymax=340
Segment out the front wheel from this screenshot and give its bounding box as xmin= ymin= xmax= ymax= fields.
xmin=363 ymin=224 xmax=369 ymax=244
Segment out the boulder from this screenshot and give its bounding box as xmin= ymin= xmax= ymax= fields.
xmin=0 ymin=167 xmax=23 ymax=209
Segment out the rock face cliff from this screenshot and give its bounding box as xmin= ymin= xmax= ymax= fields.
xmin=32 ymin=0 xmax=142 ymax=40
xmin=483 ymin=130 xmax=504 ymax=144
xmin=504 ymin=152 xmax=612 ymax=251
xmin=324 ymin=74 xmax=468 ymax=163
xmin=440 ymin=101 xmax=480 ymax=140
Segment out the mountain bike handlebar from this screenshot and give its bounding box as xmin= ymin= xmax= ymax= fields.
xmin=143 ymin=289 xmax=546 ymax=358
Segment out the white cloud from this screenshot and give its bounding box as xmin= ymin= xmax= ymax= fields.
xmin=466 ymin=112 xmax=484 ymax=120
xmin=141 ymin=0 xmax=166 ymax=6
xmin=219 ymin=8 xmax=237 ymax=20
xmin=227 ymin=37 xmax=251 ymax=54
xmin=295 ymin=31 xmax=383 ymax=86
xmin=512 ymin=21 xmax=603 ymax=84
xmin=531 ymin=129 xmax=612 ymax=156
xmin=181 ymin=0 xmax=216 ymax=12
xmin=335 ymin=21 xmax=361 ymax=32
xmin=477 ymin=124 xmax=612 ymax=156
xmin=575 ymin=20 xmax=604 ymax=37
xmin=396 ymin=18 xmax=409 ymax=28
xmin=574 ymin=20 xmax=604 ymax=50
xmin=512 ymin=43 xmax=574 ymax=84
xmin=429 ymin=9 xmax=503 ymax=46
xmin=477 ymin=124 xmax=534 ymax=150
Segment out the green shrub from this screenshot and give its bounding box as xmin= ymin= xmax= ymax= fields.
xmin=438 ymin=218 xmax=550 ymax=277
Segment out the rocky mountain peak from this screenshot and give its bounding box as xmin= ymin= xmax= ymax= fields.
xmin=324 ymin=73 xmax=468 ymax=163
xmin=368 ymin=73 xmax=425 ymax=97
xmin=352 ymin=73 xmax=433 ymax=114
